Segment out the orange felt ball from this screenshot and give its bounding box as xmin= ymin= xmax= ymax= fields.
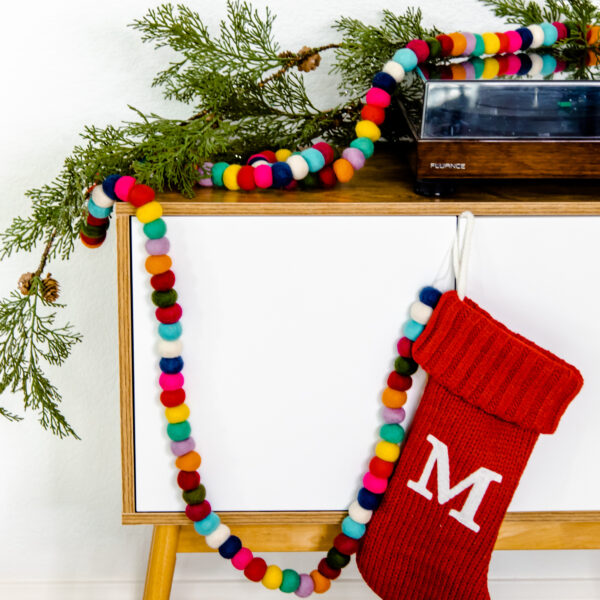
xmin=332 ymin=158 xmax=354 ymax=183
xmin=586 ymin=49 xmax=599 ymax=66
xmin=587 ymin=26 xmax=600 ymax=45
xmin=310 ymin=570 xmax=332 ymax=593
xmin=145 ymin=254 xmax=173 ymax=275
xmin=176 ymin=451 xmax=202 ymax=472
xmin=450 ymin=64 xmax=467 ymax=80
xmin=382 ymin=387 xmax=407 ymax=409
xmin=449 ymin=32 xmax=467 ymax=56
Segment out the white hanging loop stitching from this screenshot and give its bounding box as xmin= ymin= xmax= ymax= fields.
xmin=452 ymin=211 xmax=475 ymax=301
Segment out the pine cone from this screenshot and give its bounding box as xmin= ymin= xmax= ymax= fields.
xmin=297 ymin=46 xmax=321 ymax=73
xmin=18 ymin=272 xmax=34 ymax=295
xmin=42 ymin=273 xmax=60 ymax=303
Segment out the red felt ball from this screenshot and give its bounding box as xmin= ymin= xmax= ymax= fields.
xmin=80 ymin=231 xmax=106 ymax=246
xmin=185 ymin=500 xmax=212 ymax=522
xmin=553 ymin=22 xmax=568 ymax=40
xmin=237 ymin=165 xmax=256 ymax=191
xmin=156 ymin=303 xmax=182 ymax=324
xmin=259 ymin=150 xmax=277 ymax=164
xmin=436 ymin=34 xmax=454 ymax=56
xmin=128 ymin=184 xmax=155 ymax=207
xmin=318 ymin=558 xmax=341 ymax=580
xmin=496 ymin=55 xmax=509 ymax=76
xmin=495 ymin=32 xmax=509 ymax=54
xmin=333 ymin=533 xmax=360 ymax=556
xmin=244 ymin=557 xmax=268 ymax=582
xmin=177 ymin=470 xmax=200 ymax=490
xmin=87 ymin=214 xmax=109 ymax=227
xmin=161 ymin=389 xmax=186 ymax=408
xmin=440 ymin=66 xmax=453 ymax=80
xmin=151 ymin=270 xmax=176 ymax=291
xmin=397 ymin=337 xmax=413 ymax=358
xmin=370 ymin=456 xmax=395 ymax=479
xmin=406 ymin=39 xmax=430 ymax=63
xmin=387 ymin=371 xmax=413 ymax=391
xmin=313 ymin=142 xmax=334 ymax=165
xmin=285 ymin=180 xmax=298 ymax=191
xmin=361 ymin=104 xmax=385 ymax=125
xmin=318 ymin=165 xmax=337 ymax=188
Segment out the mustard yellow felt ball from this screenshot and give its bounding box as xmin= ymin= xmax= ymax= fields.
xmin=481 ymin=32 xmax=501 ymax=55
xmin=262 ymin=565 xmax=283 ymax=590
xmin=275 ymin=149 xmax=292 ymax=162
xmin=481 ymin=57 xmax=500 ymax=79
xmin=165 ymin=404 xmax=190 ymax=424
xmin=223 ymin=164 xmax=242 ymax=190
xmin=355 ymin=120 xmax=381 ymax=142
xmin=376 ymin=440 xmax=401 ymax=462
xmin=136 ymin=201 xmax=163 ymax=224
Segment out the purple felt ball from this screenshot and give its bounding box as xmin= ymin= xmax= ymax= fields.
xmin=383 ymin=406 xmax=406 ymax=424
xmin=171 ymin=437 xmax=195 ymax=456
xmin=145 ymin=237 xmax=170 ymax=255
xmin=342 ymin=147 xmax=366 ymax=171
xmin=198 ymin=162 xmax=214 ymax=187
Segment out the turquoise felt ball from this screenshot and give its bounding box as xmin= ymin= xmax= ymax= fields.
xmin=342 ymin=516 xmax=366 ymax=539
xmin=540 ymin=22 xmax=558 ymax=46
xmin=159 ymin=322 xmax=182 ymax=341
xmin=194 ymin=511 xmax=221 ymax=536
xmin=300 ymin=148 xmax=326 ymax=173
xmin=393 ymin=48 xmax=418 ymax=72
xmin=350 ymin=137 xmax=374 ymax=159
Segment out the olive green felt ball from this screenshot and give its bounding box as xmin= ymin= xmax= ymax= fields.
xmin=81 ymin=223 xmax=108 ymax=238
xmin=327 ymin=547 xmax=350 ymax=569
xmin=394 ymin=356 xmax=418 ymax=376
xmin=152 ymin=289 xmax=178 ymax=307
xmin=182 ymin=484 xmax=206 ymax=505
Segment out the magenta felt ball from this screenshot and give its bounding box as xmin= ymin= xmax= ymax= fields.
xmin=363 ymin=472 xmax=388 ymax=494
xmin=232 ymin=548 xmax=253 ymax=570
xmin=505 ymin=30 xmax=523 ymax=53
xmin=342 ymin=147 xmax=366 ymax=170
xmin=365 ymin=87 xmax=391 ymax=108
xmin=406 ymin=39 xmax=430 ymax=63
xmin=115 ymin=176 xmax=136 ymax=202
xmin=159 ymin=372 xmax=184 ymax=391
xmin=254 ymin=164 xmax=273 ymax=188
xmin=506 ymin=54 xmax=522 ymax=74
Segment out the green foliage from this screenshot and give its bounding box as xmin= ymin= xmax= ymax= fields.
xmin=0 ymin=280 xmax=81 ymax=438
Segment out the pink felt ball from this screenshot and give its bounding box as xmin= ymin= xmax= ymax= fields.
xmin=365 ymin=87 xmax=391 ymax=108
xmin=505 ymin=30 xmax=523 ymax=54
xmin=232 ymin=547 xmax=253 ymax=570
xmin=159 ymin=372 xmax=184 ymax=391
xmin=254 ymin=164 xmax=273 ymax=188
xmin=505 ymin=54 xmax=522 ymax=75
xmin=363 ymin=471 xmax=388 ymax=494
xmin=406 ymin=39 xmax=430 ymax=63
xmin=114 ymin=176 xmax=136 ymax=202
xmin=342 ymin=147 xmax=366 ymax=171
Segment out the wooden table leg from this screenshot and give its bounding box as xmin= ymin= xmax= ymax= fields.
xmin=143 ymin=525 xmax=180 ymax=600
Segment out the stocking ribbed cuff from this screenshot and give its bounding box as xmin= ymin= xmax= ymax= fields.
xmin=413 ymin=292 xmax=583 ymax=433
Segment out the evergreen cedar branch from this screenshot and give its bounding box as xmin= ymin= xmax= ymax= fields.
xmin=0 ymin=0 xmax=598 ymax=437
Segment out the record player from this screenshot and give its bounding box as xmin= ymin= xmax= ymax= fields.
xmin=398 ymin=51 xmax=600 ymax=196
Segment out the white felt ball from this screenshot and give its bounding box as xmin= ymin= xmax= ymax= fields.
xmin=528 ymin=25 xmax=545 ymax=48
xmin=382 ymin=61 xmax=405 ymax=83
xmin=409 ymin=301 xmax=433 ymax=325
xmin=158 ymin=339 xmax=183 ymax=358
xmin=286 ymin=154 xmax=310 ymax=180
xmin=528 ymin=53 xmax=544 ymax=76
xmin=205 ymin=524 xmax=231 ymax=549
xmin=348 ymin=500 xmax=373 ymax=524
xmin=91 ymin=185 xmax=115 ymax=208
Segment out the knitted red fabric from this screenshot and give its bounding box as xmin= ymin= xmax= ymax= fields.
xmin=357 ymin=291 xmax=582 ymax=600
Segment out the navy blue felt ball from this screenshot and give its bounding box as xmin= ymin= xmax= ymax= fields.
xmin=219 ymin=535 xmax=242 ymax=559
xmin=419 ymin=286 xmax=442 ymax=308
xmin=517 ymin=53 xmax=533 ymax=76
xmin=357 ymin=487 xmax=382 ymax=510
xmin=516 ymin=27 xmax=534 ymax=50
xmin=160 ymin=356 xmax=184 ymax=374
xmin=271 ymin=162 xmax=293 ymax=188
xmin=102 ymin=174 xmax=121 ymax=200
xmin=372 ymin=72 xmax=396 ymax=94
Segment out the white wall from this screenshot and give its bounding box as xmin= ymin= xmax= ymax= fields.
xmin=0 ymin=1 xmax=598 ymax=598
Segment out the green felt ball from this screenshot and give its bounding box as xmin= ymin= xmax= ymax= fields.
xmin=471 ymin=57 xmax=485 ymax=79
xmin=394 ymin=356 xmax=418 ymax=376
xmin=424 ymin=37 xmax=441 ymax=58
xmin=380 ymin=424 xmax=405 ymax=444
xmin=143 ymin=218 xmax=167 ymax=239
xmin=301 ymin=172 xmax=319 ymax=189
xmin=167 ymin=420 xmax=191 ymax=441
xmin=327 ymin=547 xmax=350 ymax=569
xmin=81 ymin=222 xmax=108 ymax=238
xmin=152 ymin=289 xmax=178 ymax=308
xmin=182 ymin=484 xmax=206 ymax=505
xmin=280 ymin=569 xmax=301 ymax=593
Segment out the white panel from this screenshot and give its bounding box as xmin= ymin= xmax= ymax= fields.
xmin=468 ymin=216 xmax=600 ymax=512
xmin=131 ymin=216 xmax=455 ymax=512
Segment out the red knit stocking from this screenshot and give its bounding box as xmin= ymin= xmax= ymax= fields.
xmin=357 ymin=292 xmax=582 ymax=600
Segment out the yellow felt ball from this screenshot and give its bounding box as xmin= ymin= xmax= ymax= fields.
xmin=355 ymin=120 xmax=381 ymax=142
xmin=262 ymin=565 xmax=283 ymax=590
xmin=481 ymin=32 xmax=501 ymax=55
xmin=165 ymin=404 xmax=190 ymax=424
xmin=222 ymin=164 xmax=242 ymax=190
xmin=481 ymin=57 xmax=500 ymax=79
xmin=332 ymin=158 xmax=354 ymax=183
xmin=376 ymin=440 xmax=401 ymax=462
xmin=275 ymin=149 xmax=292 ymax=162
xmin=136 ymin=201 xmax=163 ymax=224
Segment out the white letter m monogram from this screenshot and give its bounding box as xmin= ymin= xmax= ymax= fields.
xmin=407 ymin=434 xmax=503 ymax=533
